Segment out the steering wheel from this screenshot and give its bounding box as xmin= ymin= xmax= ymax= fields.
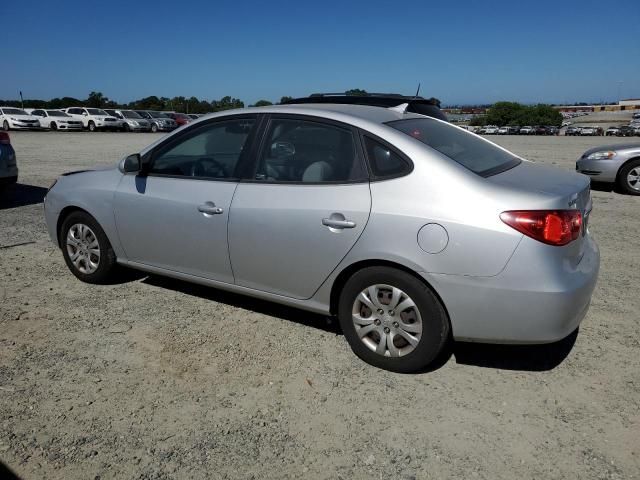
xmin=190 ymin=157 xmax=228 ymax=178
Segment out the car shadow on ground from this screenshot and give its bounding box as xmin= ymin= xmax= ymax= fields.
xmin=590 ymin=181 xmax=615 ymax=193
xmin=0 ymin=460 xmax=21 ymax=480
xmin=139 ymin=273 xmax=578 ymax=372
xmin=0 ymin=184 xmax=48 ymax=210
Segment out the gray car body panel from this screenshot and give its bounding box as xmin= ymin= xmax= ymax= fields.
xmin=576 ymin=142 xmax=640 ymax=182
xmin=44 ymin=104 xmax=600 ymax=344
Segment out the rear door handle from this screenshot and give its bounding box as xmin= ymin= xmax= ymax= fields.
xmin=198 ymin=202 xmax=224 ymax=215
xmin=322 ymin=218 xmax=356 ymax=229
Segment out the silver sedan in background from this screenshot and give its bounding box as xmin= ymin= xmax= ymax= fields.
xmin=576 ymin=143 xmax=640 ymax=195
xmin=43 ymin=104 xmax=599 ymax=372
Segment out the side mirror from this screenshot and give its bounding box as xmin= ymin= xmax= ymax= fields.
xmin=82 ymin=112 xmax=88 ymax=116
xmin=122 ymin=153 xmax=141 ymax=173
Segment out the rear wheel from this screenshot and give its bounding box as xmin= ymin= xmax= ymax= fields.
xmin=50 ymin=121 xmax=57 ymax=131
xmin=123 ymin=123 xmax=130 ymax=132
xmin=618 ymin=159 xmax=640 ymax=196
xmin=338 ymin=267 xmax=450 ymax=372
xmin=60 ymin=211 xmax=117 ymax=284
xmin=151 ymin=123 xmax=158 ymax=133
xmin=88 ymin=121 xmax=96 ymax=132
xmin=2 ymin=120 xmax=9 ymax=131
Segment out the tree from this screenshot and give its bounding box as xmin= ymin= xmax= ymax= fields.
xmin=279 ymin=96 xmax=293 ymax=104
xmin=345 ymin=89 xmax=368 ymax=96
xmin=253 ymin=99 xmax=273 ymax=107
xmin=87 ymin=91 xmax=107 ymax=108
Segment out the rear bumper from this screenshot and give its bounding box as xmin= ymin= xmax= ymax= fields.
xmin=0 ymin=174 xmax=18 ymax=185
xmin=426 ymin=234 xmax=600 ymax=344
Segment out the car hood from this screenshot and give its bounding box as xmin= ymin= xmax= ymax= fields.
xmin=580 ymin=143 xmax=640 ymax=156
xmin=9 ymin=114 xmax=39 ymax=121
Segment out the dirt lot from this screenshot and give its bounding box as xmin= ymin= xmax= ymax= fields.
xmin=1 ymin=131 xmax=639 ymax=480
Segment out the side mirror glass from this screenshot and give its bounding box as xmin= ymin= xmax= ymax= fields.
xmin=122 ymin=153 xmax=141 ymax=173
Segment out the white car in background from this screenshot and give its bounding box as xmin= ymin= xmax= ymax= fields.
xmin=497 ymin=126 xmax=509 ymax=134
xmin=30 ymin=109 xmax=83 ymax=131
xmin=63 ymin=107 xmax=121 ymax=131
xmin=483 ymin=125 xmax=499 ymax=134
xmin=0 ymin=107 xmax=41 ymax=130
xmin=519 ymin=126 xmax=535 ymax=135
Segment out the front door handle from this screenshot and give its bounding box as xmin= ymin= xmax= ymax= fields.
xmin=322 ymin=217 xmax=356 ymax=229
xmin=198 ymin=202 xmax=224 ymax=215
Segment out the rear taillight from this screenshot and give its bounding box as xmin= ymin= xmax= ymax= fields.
xmin=0 ymin=132 xmax=10 ymax=145
xmin=500 ymin=210 xmax=582 ymax=246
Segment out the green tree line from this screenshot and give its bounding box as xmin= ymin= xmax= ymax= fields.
xmin=0 ymin=91 xmax=379 ymax=113
xmin=470 ymin=102 xmax=562 ymax=127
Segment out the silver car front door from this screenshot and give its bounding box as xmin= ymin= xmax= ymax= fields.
xmin=228 ymin=116 xmax=371 ymax=299
xmin=114 ymin=117 xmax=258 ymax=283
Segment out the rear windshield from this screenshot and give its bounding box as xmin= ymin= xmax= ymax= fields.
xmin=388 ymin=118 xmax=521 ymax=177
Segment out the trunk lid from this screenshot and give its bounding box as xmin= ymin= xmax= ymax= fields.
xmin=487 ymin=160 xmax=592 ymax=263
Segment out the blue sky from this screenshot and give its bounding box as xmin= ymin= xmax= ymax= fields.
xmin=2 ymin=0 xmax=639 ymax=105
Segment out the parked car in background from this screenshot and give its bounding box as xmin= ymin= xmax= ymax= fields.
xmin=0 ymin=132 xmax=18 ymax=188
xmin=562 ymin=121 xmax=572 ymax=127
xmin=534 ymin=126 xmax=548 ymax=135
xmin=497 ymin=126 xmax=509 ymax=135
xmin=30 ymin=109 xmax=83 ymax=131
xmin=187 ymin=114 xmax=200 ymax=120
xmin=577 ymin=143 xmax=640 ymax=195
xmin=519 ymin=126 xmax=535 ymax=135
xmin=104 ymin=109 xmax=152 ymax=132
xmin=0 ymin=107 xmax=41 ymax=130
xmin=616 ymin=126 xmax=636 ymax=137
xmin=546 ymin=126 xmax=559 ymax=136
xmin=168 ymin=112 xmax=193 ymax=127
xmin=633 ymin=112 xmax=640 ymax=120
xmin=606 ymin=126 xmax=620 ymax=136
xmin=63 ymin=108 xmax=121 ymax=131
xmin=134 ymin=111 xmax=177 ymax=132
xmin=482 ymin=125 xmax=499 ymax=134
xmin=579 ymin=126 xmax=597 ymax=136
xmin=508 ymin=126 xmax=520 ymax=134
xmin=44 ymin=103 xmax=599 ymax=372
xmin=565 ymin=126 xmax=581 ymax=136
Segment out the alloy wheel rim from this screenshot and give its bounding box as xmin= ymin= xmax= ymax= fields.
xmin=66 ymin=224 xmax=100 ymax=274
xmin=627 ymin=168 xmax=640 ymax=191
xmin=351 ymin=284 xmax=422 ymax=357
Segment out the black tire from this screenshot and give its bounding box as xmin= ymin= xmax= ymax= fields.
xmin=88 ymin=121 xmax=96 ymax=132
xmin=151 ymin=123 xmax=158 ymax=133
xmin=60 ymin=211 xmax=117 ymax=284
xmin=123 ymin=123 xmax=130 ymax=132
xmin=617 ymin=159 xmax=640 ymax=196
xmin=2 ymin=120 xmax=9 ymax=131
xmin=50 ymin=121 xmax=57 ymax=131
xmin=338 ymin=267 xmax=450 ymax=373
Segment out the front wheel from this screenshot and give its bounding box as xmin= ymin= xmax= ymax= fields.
xmin=60 ymin=211 xmax=117 ymax=283
xmin=338 ymin=267 xmax=450 ymax=373
xmin=88 ymin=121 xmax=96 ymax=132
xmin=2 ymin=120 xmax=9 ymax=131
xmin=151 ymin=123 xmax=158 ymax=133
xmin=50 ymin=121 xmax=57 ymax=131
xmin=618 ymin=159 xmax=640 ymax=196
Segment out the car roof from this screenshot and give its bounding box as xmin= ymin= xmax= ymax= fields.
xmin=202 ymin=103 xmax=426 ymax=126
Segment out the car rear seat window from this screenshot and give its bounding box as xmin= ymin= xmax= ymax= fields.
xmin=363 ymin=136 xmax=411 ymax=178
xmin=255 ymin=119 xmax=366 ymax=183
xmin=388 ymin=118 xmax=521 ymax=177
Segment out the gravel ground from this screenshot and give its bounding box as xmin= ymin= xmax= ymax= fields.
xmin=1 ymin=131 xmax=639 ymax=480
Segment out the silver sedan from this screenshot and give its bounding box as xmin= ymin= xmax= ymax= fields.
xmin=44 ymin=104 xmax=600 ymax=372
xmin=576 ymin=143 xmax=640 ymax=195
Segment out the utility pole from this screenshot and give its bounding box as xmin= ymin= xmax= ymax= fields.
xmin=19 ymin=91 xmax=24 ymax=109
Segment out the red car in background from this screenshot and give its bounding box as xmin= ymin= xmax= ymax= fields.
xmin=168 ymin=112 xmax=192 ymax=127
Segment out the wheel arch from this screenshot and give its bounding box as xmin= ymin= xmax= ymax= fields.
xmin=328 ymin=259 xmax=451 ymax=324
xmin=615 ymin=155 xmax=640 ymax=182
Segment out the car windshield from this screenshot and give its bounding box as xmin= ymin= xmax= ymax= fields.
xmin=87 ymin=109 xmax=109 ymax=116
xmin=388 ymin=117 xmax=521 ymax=177
xmin=122 ymin=111 xmax=142 ymax=119
xmin=3 ymin=108 xmax=28 ymax=115
xmin=150 ymin=112 xmax=169 ymax=118
xmin=47 ymin=110 xmax=70 ymax=117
